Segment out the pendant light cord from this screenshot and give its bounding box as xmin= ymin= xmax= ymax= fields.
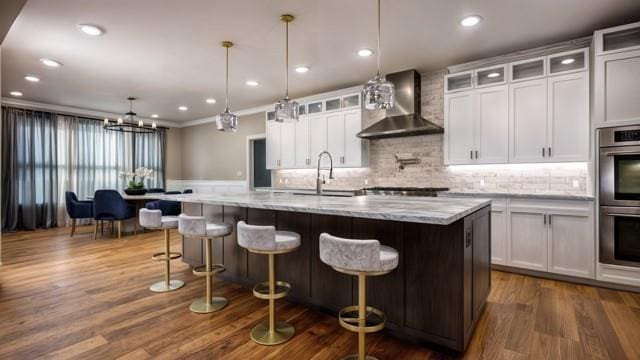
xmin=225 ymin=45 xmax=229 ymax=109
xmin=285 ymin=20 xmax=289 ymax=99
xmin=377 ymin=0 xmax=381 ymax=76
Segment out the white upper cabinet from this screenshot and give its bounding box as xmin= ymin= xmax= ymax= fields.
xmin=266 ymin=121 xmax=282 ymax=169
xmin=343 ymin=110 xmax=364 ymax=167
xmin=593 ymin=22 xmax=640 ymax=128
xmin=295 ymin=116 xmax=311 ymax=168
xmin=266 ymin=91 xmax=366 ymax=169
xmin=446 ymin=47 xmax=589 ymax=165
xmin=547 ymin=72 xmax=589 ymax=161
xmin=509 ymin=78 xmax=548 ymax=163
xmin=476 ymin=85 xmax=509 ymax=164
xmin=445 ymin=92 xmax=475 ymax=164
xmin=309 ymin=114 xmax=328 ymax=168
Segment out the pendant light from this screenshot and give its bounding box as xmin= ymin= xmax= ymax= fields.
xmin=274 ymin=14 xmax=299 ymax=123
xmin=362 ymin=0 xmax=394 ymax=111
xmin=216 ymin=41 xmax=239 ymax=132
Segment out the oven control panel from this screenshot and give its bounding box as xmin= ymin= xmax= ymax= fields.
xmin=615 ymin=129 xmax=640 ymax=143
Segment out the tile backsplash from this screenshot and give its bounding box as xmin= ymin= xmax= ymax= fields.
xmin=272 ymin=70 xmax=590 ymax=195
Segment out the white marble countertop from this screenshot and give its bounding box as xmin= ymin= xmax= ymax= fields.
xmin=441 ymin=191 xmax=594 ymax=201
xmin=164 ymin=192 xmax=490 ymax=225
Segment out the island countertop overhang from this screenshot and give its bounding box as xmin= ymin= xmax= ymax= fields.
xmin=163 ymin=192 xmax=491 ymax=225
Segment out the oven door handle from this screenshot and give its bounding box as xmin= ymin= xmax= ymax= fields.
xmin=604 ymin=151 xmax=640 ymax=156
xmin=606 ymin=213 xmax=640 ymax=218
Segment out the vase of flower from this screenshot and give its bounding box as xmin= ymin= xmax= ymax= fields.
xmin=121 ymin=167 xmax=153 ymax=195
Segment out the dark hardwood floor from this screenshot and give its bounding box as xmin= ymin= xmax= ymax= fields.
xmin=1 ymin=226 xmax=640 ymax=359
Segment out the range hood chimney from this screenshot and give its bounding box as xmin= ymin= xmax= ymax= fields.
xmin=357 ymin=69 xmax=443 ymax=140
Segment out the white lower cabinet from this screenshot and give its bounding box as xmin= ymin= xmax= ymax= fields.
xmin=490 ymin=200 xmax=508 ymax=265
xmin=509 ymin=209 xmax=548 ymax=271
xmin=548 ymin=212 xmax=594 ymax=278
xmin=488 ymin=198 xmax=595 ymax=279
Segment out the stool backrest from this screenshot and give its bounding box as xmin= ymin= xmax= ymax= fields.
xmin=178 ymin=214 xmax=206 ymax=237
xmin=319 ymin=233 xmax=381 ymax=272
xmin=139 ymin=208 xmax=162 ymax=228
xmin=237 ymin=221 xmax=276 ymax=251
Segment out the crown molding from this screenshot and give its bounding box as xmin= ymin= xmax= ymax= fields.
xmin=178 ymin=85 xmax=363 ymax=128
xmin=0 ymin=97 xmax=182 ymax=128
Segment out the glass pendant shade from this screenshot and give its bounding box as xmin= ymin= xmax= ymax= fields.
xmin=216 ymin=41 xmax=238 ymax=132
xmin=216 ymin=108 xmax=238 ymax=132
xmin=275 ymin=97 xmax=299 ymax=123
xmin=363 ymin=74 xmax=395 ymax=110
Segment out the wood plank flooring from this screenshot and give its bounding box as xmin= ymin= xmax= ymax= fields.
xmin=1 ymin=226 xmax=640 ymax=359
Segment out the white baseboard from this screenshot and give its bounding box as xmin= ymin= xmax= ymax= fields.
xmin=166 ymin=179 xmax=248 ymax=194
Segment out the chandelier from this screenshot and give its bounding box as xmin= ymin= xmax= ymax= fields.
xmin=104 ymin=97 xmax=157 ymax=133
xmin=274 ymin=14 xmax=299 ymax=123
xmin=216 ymin=41 xmax=239 ymax=132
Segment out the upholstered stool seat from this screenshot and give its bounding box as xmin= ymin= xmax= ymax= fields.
xmin=237 ymin=221 xmax=300 ymax=346
xmin=319 ymin=233 xmax=399 ymax=360
xmin=178 ymin=214 xmax=232 ymax=313
xmin=139 ymin=209 xmax=184 ymax=293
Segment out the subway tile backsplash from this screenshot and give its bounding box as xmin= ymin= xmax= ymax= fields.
xmin=272 ymin=70 xmax=589 ymax=196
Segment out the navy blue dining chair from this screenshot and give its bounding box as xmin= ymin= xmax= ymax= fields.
xmin=65 ymin=191 xmax=93 ymax=237
xmin=145 ymin=200 xmax=181 ymax=216
xmin=93 ymin=190 xmax=136 ymax=240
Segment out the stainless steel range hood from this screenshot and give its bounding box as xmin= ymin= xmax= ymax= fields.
xmin=357 ymin=69 xmax=444 ymax=140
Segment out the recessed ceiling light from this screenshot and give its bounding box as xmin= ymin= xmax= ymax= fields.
xmin=487 ymin=72 xmax=500 ymax=78
xmin=40 ymin=58 xmax=62 ymax=68
xmin=561 ymin=58 xmax=575 ymax=65
xmin=206 ymin=98 xmax=217 ymax=104
xmin=24 ymin=75 xmax=40 ymax=82
xmin=357 ymin=48 xmax=374 ymax=57
xmin=10 ymin=91 xmax=23 ymax=97
xmin=78 ymin=24 xmax=104 ymax=36
xmin=246 ymin=80 xmax=259 ymax=87
xmin=295 ymin=66 xmax=310 ymax=73
xmin=460 ymin=15 xmax=482 ymax=27
xmin=151 ymin=114 xmax=159 ymax=118
xmin=178 ymin=106 xmax=188 ymax=111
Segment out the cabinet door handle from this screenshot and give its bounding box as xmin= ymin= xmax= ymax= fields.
xmin=470 ymin=150 xmax=473 ymax=159
xmin=475 ymin=150 xmax=478 ymax=159
xmin=548 ymin=147 xmax=552 ymax=157
xmin=542 ymin=147 xmax=546 ymax=157
xmin=543 ymin=214 xmax=547 ymax=225
xmin=548 ymin=215 xmax=552 ymax=225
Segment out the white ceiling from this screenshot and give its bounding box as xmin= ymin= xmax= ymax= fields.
xmin=2 ymin=0 xmax=639 ymax=123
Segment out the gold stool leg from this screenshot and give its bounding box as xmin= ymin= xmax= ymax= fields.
xmin=190 ymin=237 xmax=228 ymax=313
xmin=250 ymin=253 xmax=295 ymax=345
xmin=150 ymin=229 xmax=184 ymax=292
xmin=343 ymin=274 xmax=377 ymax=360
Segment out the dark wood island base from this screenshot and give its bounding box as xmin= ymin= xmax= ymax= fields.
xmin=181 ymin=202 xmax=491 ymax=352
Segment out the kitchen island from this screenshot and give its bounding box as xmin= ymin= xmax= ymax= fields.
xmin=168 ymin=192 xmax=491 ymax=352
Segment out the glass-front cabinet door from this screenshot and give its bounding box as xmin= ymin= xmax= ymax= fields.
xmin=510 ymin=57 xmax=546 ymax=82
xmin=445 ymin=71 xmax=473 ymax=93
xmin=475 ymin=64 xmax=507 ymax=88
xmin=548 ymin=48 xmax=588 ymax=75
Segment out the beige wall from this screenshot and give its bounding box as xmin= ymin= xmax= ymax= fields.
xmin=179 ymin=112 xmax=266 ymax=180
xmin=165 ymin=127 xmax=182 ymax=180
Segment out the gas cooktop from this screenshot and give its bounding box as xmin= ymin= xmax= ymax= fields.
xmin=361 ymin=187 xmax=449 ymax=196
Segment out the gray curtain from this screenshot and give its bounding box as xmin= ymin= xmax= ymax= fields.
xmin=133 ymin=129 xmax=166 ymax=188
xmin=1 ymin=107 xmax=59 ymax=231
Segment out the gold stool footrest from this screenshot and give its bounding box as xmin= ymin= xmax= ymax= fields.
xmin=151 ymin=251 xmax=182 ymax=261
xmin=338 ymin=305 xmax=386 ymax=333
xmin=192 ymin=264 xmax=225 ymax=277
xmin=252 ymin=281 xmax=291 ymax=300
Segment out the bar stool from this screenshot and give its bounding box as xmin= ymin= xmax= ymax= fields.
xmin=237 ymin=221 xmax=300 ymax=346
xmin=178 ymin=214 xmax=232 ymax=313
xmin=139 ymin=208 xmax=184 ymax=292
xmin=319 ymin=233 xmax=399 ymax=360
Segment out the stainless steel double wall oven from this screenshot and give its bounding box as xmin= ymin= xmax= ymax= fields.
xmin=599 ymin=125 xmax=640 ymax=267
